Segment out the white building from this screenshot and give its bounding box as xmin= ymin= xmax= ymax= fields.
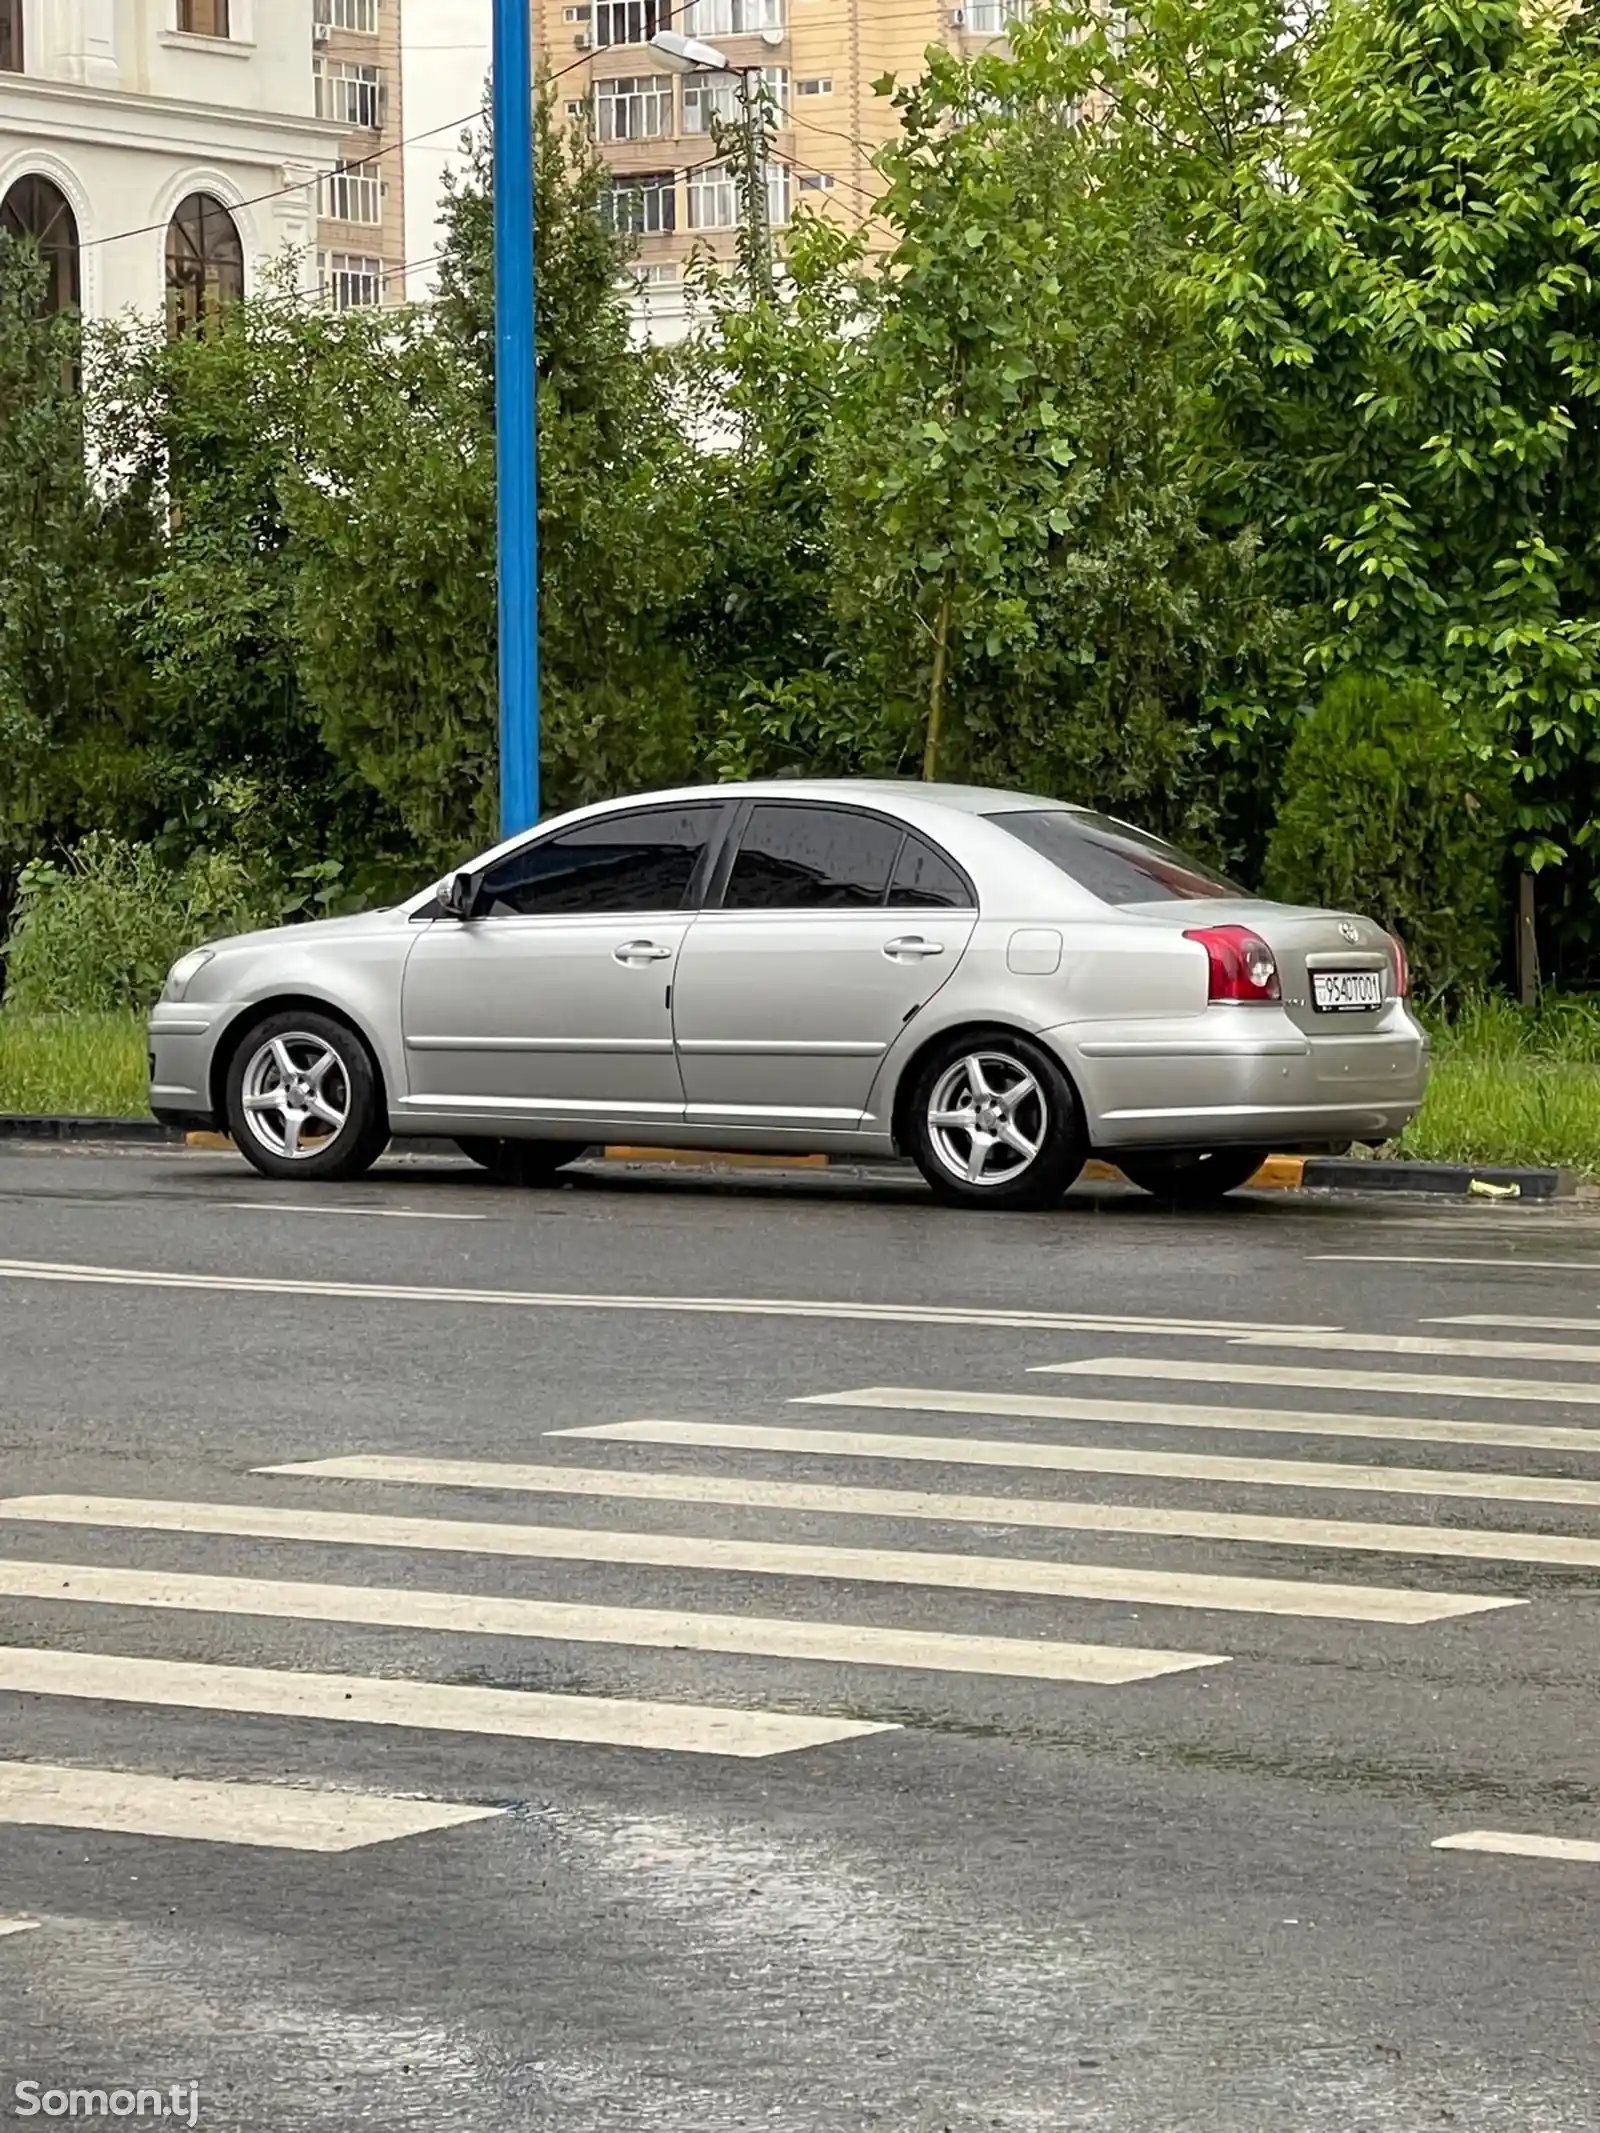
xmin=0 ymin=1 xmax=344 ymax=326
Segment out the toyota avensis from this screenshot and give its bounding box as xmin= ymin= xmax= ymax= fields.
xmin=148 ymin=780 xmax=1429 ymax=1211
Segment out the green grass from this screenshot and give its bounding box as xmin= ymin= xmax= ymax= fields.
xmin=0 ymin=1010 xmax=149 ymax=1117
xmin=1 ymin=994 xmax=1597 ymax=1178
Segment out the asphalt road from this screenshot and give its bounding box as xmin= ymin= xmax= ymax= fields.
xmin=2 ymin=1143 xmax=1600 ymax=2132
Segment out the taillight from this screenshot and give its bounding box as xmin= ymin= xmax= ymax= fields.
xmin=1184 ymin=924 xmax=1282 ymax=1003
xmin=1388 ymin=931 xmax=1410 ymax=998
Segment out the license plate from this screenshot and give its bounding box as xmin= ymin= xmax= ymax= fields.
xmin=1312 ymin=969 xmax=1384 ymax=1013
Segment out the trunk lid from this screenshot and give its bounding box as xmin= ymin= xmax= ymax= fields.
xmin=1122 ymin=898 xmax=1399 ymax=1035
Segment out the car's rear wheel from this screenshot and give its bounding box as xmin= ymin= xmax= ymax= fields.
xmin=453 ymin=1137 xmax=588 ymax=1186
xmin=906 ymin=1033 xmax=1086 ymax=1211
xmin=1117 ymin=1147 xmax=1269 ymax=1202
xmin=225 ymin=1012 xmax=389 ymax=1182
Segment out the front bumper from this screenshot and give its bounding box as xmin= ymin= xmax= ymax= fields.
xmin=1047 ymin=1007 xmax=1429 ymax=1152
xmin=147 ymin=1003 xmax=228 ymax=1131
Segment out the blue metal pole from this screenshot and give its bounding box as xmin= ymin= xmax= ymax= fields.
xmin=493 ymin=0 xmax=540 ymax=836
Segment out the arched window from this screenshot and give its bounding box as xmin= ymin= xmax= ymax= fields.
xmin=0 ymin=175 xmax=82 ymax=316
xmin=165 ymin=191 xmax=243 ymax=337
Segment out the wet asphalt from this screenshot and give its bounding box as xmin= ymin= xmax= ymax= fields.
xmin=1 ymin=1143 xmax=1599 ymax=2132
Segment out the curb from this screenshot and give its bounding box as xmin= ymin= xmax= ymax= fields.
xmin=0 ymin=1116 xmax=1574 ymax=1198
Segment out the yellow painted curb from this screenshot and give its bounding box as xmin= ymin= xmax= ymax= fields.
xmin=186 ymin=1131 xmax=233 ymax=1152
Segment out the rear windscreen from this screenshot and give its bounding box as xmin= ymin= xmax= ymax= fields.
xmin=986 ymin=809 xmax=1246 ymax=905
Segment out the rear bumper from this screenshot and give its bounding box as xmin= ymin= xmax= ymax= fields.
xmin=1045 ymin=1007 xmax=1429 ymax=1152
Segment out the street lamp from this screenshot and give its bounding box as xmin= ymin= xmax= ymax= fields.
xmin=493 ymin=0 xmax=540 ymax=838
xmin=649 ymin=27 xmax=734 ymax=71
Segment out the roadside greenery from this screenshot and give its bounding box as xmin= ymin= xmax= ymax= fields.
xmin=4 ymin=0 xmax=1600 ymax=1023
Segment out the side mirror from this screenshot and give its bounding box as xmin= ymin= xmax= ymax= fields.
xmin=437 ymin=871 xmax=477 ymax=921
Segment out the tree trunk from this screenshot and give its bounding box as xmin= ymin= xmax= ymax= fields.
xmin=922 ymin=575 xmax=954 ymax=781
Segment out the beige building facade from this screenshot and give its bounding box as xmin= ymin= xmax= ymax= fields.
xmin=534 ymin=0 xmax=1023 ymax=335
xmin=312 ymin=0 xmax=406 ymax=306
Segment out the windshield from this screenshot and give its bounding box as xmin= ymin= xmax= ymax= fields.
xmin=986 ymin=809 xmax=1248 ymax=906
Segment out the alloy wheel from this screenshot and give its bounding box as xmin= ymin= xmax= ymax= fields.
xmin=925 ymin=1051 xmax=1048 ymax=1188
xmin=238 ymin=1031 xmax=351 ymax=1163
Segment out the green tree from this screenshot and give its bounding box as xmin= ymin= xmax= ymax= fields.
xmin=1189 ymin=0 xmax=1600 ymax=974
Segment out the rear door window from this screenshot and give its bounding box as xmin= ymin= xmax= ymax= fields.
xmin=722 ymin=804 xmax=905 ymax=910
xmin=889 ymin=834 xmax=974 ymax=910
xmin=987 ymin=810 xmax=1245 ymax=905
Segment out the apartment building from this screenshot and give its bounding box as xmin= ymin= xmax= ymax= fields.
xmin=0 ymin=0 xmax=342 ymax=325
xmin=533 ymin=0 xmax=1026 ymax=334
xmin=312 ymin=0 xmax=407 ymax=308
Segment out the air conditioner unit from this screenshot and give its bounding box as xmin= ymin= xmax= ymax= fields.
xmin=759 ymin=23 xmax=784 ymax=42
xmin=313 ymin=20 xmax=332 ymax=41
xmin=948 ymin=7 xmax=965 ymax=22
xmin=574 ymin=31 xmax=594 ymax=47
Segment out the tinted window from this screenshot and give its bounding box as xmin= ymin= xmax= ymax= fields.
xmin=724 ymin=804 xmax=904 ymax=910
xmin=478 ymin=805 xmax=722 ymax=917
xmin=988 ymin=809 xmax=1246 ymax=906
xmin=891 ymin=833 xmax=972 ymax=909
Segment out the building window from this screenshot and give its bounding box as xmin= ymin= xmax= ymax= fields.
xmin=166 ymin=192 xmax=244 ymax=337
xmin=319 ymin=164 xmax=383 ymax=224
xmin=177 ymin=0 xmax=230 ymax=34
xmin=963 ymin=0 xmax=1028 ymax=30
xmin=315 ymin=59 xmax=383 ymax=128
xmin=686 ymin=160 xmax=789 ymax=229
xmin=595 ymin=74 xmax=673 ymax=141
xmin=678 ymin=0 xmax=785 ymax=35
xmin=562 ymin=6 xmax=590 ymax=18
xmin=565 ymin=98 xmax=587 ymax=118
xmin=0 ymin=0 xmax=23 ymax=73
xmin=683 ymin=67 xmax=786 ymax=132
xmin=322 ymin=251 xmax=384 ymax=308
xmin=798 ymin=171 xmax=833 ymax=191
xmin=796 ymin=76 xmax=831 ymax=95
xmin=315 ymin=0 xmax=380 ymax=29
xmin=594 ymin=0 xmax=667 ymax=46
xmin=603 ymin=171 xmax=676 ymax=235
xmin=0 ymin=176 xmax=81 ymax=315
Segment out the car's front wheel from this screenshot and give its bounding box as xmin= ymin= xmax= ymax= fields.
xmin=225 ymin=1012 xmax=389 ymax=1182
xmin=1117 ymin=1147 xmax=1269 ymax=1202
xmin=906 ymin=1033 xmax=1086 ymax=1211
xmin=453 ymin=1137 xmax=588 ymax=1186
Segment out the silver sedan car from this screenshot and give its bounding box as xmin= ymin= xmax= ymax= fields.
xmin=148 ymin=779 xmax=1429 ymax=1210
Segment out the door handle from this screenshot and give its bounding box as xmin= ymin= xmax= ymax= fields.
xmin=613 ymin=939 xmax=674 ymax=965
xmin=883 ymin=936 xmax=946 ymax=961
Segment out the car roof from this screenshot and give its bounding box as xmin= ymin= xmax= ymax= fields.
xmin=596 ymin=779 xmax=1074 ymax=817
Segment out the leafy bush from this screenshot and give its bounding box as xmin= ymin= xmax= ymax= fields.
xmin=1 ymin=834 xmax=278 ymax=1014
xmin=1263 ymin=674 xmax=1510 ymax=1000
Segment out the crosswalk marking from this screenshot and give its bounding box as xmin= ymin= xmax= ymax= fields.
xmin=556 ymin=1416 xmax=1600 ymax=1513
xmin=257 ymin=1455 xmax=1600 ymax=1571
xmin=1231 ymin=1329 xmax=1600 ymax=1367
xmin=0 ymin=1559 xmax=1225 ymax=1684
xmin=0 ymin=1917 xmax=41 ymax=1938
xmin=0 ymin=1648 xmax=890 ymax=1759
xmin=798 ymin=1384 xmax=1600 ymax=1457
xmin=1433 ymin=1315 xmax=1600 ymax=1334
xmin=1036 ymin=1357 xmax=1600 ymax=1406
xmin=0 ymin=1761 xmax=502 ymax=1853
xmin=1433 ymin=1831 xmax=1600 ymax=1865
xmin=0 ymin=1259 xmax=1335 ymax=1338
xmin=1314 ymin=1245 xmax=1600 ymax=1262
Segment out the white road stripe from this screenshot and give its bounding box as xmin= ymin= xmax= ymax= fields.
xmin=1036 ymin=1357 xmax=1600 ymax=1406
xmin=0 ymin=1917 xmax=41 ymax=1938
xmin=1433 ymin=1316 xmax=1600 ymax=1334
xmin=4 ymin=1492 xmax=1513 ymax=1623
xmin=1433 ymin=1831 xmax=1600 ymax=1865
xmin=0 ymin=1648 xmax=888 ymax=1759
xmin=0 ymin=1761 xmax=501 ymax=1852
xmin=0 ymin=1259 xmax=1333 ymax=1337
xmin=799 ymin=1384 xmax=1600 ymax=1457
xmin=1231 ymin=1329 xmax=1600 ymax=1366
xmin=258 ymin=1455 xmax=1600 ymax=1570
xmin=0 ymin=1559 xmax=1222 ymax=1684
xmin=1313 ymin=1254 xmax=1600 ymax=1275
xmin=556 ymin=1417 xmax=1600 ymax=1512
xmin=222 ymin=1203 xmax=487 ymax=1224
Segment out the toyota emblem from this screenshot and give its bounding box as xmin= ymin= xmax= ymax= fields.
xmin=1338 ymin=921 xmax=1360 ymax=944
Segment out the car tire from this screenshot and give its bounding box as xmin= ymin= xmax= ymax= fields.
xmin=225 ymin=1011 xmax=389 ymax=1183
xmin=453 ymin=1137 xmax=588 ymax=1186
xmin=905 ymin=1032 xmax=1086 ymax=1211
xmin=1117 ymin=1147 xmax=1270 ymax=1202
